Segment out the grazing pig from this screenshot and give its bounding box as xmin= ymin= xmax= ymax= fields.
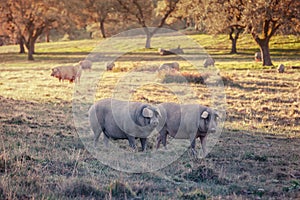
xmin=254 ymin=52 xmax=262 ymax=62
xmin=291 ymin=66 xmax=300 ymax=69
xmin=79 ymin=60 xmax=92 ymax=70
xmin=203 ymin=57 xmax=215 ymax=68
xmin=158 ymin=48 xmax=170 ymax=56
xmin=51 ymin=65 xmax=82 ymax=83
xmin=89 ymin=98 xmax=161 ymax=151
xmin=106 ymin=62 xmax=115 ymax=71
xmin=170 ymin=45 xmax=184 ymax=54
xmin=278 ymin=64 xmax=284 ymax=73
xmin=158 ymin=62 xmax=180 ymax=72
xmin=156 ymin=102 xmax=219 ymax=155
xmin=159 ymin=45 xmax=184 ymax=56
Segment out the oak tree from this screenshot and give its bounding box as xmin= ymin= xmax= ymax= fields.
xmin=84 ymin=0 xmax=119 ymax=38
xmin=206 ymin=0 xmax=245 ymax=54
xmin=244 ymin=0 xmax=300 ymax=65
xmin=1 ymin=0 xmax=82 ymax=60
xmin=116 ymin=0 xmax=181 ymax=48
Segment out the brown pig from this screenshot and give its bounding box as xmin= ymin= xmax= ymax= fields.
xmin=51 ymin=65 xmax=82 ymax=83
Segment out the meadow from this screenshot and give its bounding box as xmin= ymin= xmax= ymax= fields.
xmin=0 ymin=33 xmax=299 ymax=199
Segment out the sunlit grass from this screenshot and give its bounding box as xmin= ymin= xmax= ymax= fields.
xmin=0 ymin=34 xmax=299 ymax=199
xmin=0 ymin=34 xmax=299 ymax=134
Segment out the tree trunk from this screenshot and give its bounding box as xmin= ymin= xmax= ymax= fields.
xmin=256 ymin=38 xmax=273 ymax=66
xmin=32 ymin=41 xmax=35 ymax=54
xmin=251 ymin=20 xmax=278 ymax=66
xmin=229 ymin=27 xmax=243 ymax=54
xmin=24 ymin=39 xmax=36 ymax=55
xmin=183 ymin=18 xmax=188 ymax=28
xmin=19 ymin=37 xmax=25 ymax=54
xmin=260 ymin=42 xmax=272 ymax=66
xmin=230 ymin=37 xmax=237 ymax=54
xmin=27 ymin=38 xmax=35 ymax=61
xmin=99 ymin=20 xmax=106 ymax=38
xmin=145 ymin=33 xmax=151 ymax=48
xmin=144 ymin=29 xmax=153 ymax=49
xmin=26 ymin=43 xmax=35 ymax=54
xmin=45 ymin=28 xmax=50 ymax=42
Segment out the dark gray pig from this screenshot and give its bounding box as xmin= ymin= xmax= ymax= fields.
xmin=156 ymin=102 xmax=219 ymax=155
xmin=89 ymin=98 xmax=161 ymax=151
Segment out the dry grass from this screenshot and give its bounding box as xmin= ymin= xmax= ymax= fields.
xmin=0 ymin=36 xmax=300 ymax=199
xmin=222 ymin=69 xmax=300 ymax=136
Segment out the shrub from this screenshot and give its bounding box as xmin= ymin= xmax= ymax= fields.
xmin=159 ymin=71 xmax=209 ymax=84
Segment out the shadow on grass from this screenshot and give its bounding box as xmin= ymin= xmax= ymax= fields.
xmin=222 ymin=76 xmax=258 ymax=91
xmin=1 ymin=94 xmax=300 ymax=199
xmin=1 ymin=47 xmax=299 ymax=64
xmin=0 ymin=52 xmax=89 ymax=63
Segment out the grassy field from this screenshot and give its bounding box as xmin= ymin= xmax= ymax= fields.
xmin=0 ymin=33 xmax=300 ymax=199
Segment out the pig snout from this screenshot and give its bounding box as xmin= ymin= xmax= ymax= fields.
xmin=209 ymin=127 xmax=216 ymax=133
xmin=208 ymin=119 xmax=218 ymax=133
xmin=151 ymin=118 xmax=159 ymax=127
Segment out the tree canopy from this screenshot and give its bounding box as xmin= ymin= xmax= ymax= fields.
xmin=0 ymin=0 xmax=82 ymax=60
xmin=174 ymin=0 xmax=300 ymax=65
xmin=0 ymin=0 xmax=299 ymax=63
xmin=243 ymin=0 xmax=300 ymax=65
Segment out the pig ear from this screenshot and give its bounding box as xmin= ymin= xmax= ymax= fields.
xmin=201 ymin=111 xmax=209 ymax=119
xmin=154 ymin=108 xmax=161 ymax=117
xmin=142 ymin=107 xmax=154 ymax=118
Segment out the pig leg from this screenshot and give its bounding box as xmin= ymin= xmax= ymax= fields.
xmin=127 ymin=136 xmax=136 ymax=151
xmin=200 ymin=136 xmax=207 ymax=156
xmin=93 ymin=129 xmax=102 ymax=147
xmin=90 ymin=105 xmax=102 ymax=148
xmin=190 ymin=138 xmax=197 ymax=156
xmin=157 ymin=128 xmax=168 ymax=149
xmin=103 ymin=134 xmax=109 ymax=148
xmin=140 ymin=138 xmax=147 ymax=151
xmin=156 ymin=135 xmax=162 ymax=149
xmin=161 ymin=132 xmax=167 ymax=149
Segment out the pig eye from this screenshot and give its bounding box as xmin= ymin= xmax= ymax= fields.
xmin=214 ymin=115 xmax=220 ymax=122
xmin=154 ymin=109 xmax=161 ymax=117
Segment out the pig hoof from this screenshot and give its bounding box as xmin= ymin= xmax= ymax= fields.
xmin=129 ymin=148 xmax=138 ymax=153
xmin=190 ymin=149 xmax=198 ymax=156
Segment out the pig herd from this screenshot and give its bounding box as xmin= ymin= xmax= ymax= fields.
xmin=89 ymin=98 xmax=220 ymax=155
xmin=50 ymin=59 xmax=221 ymax=155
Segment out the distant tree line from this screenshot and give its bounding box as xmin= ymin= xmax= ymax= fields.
xmin=0 ymin=0 xmax=299 ymax=65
